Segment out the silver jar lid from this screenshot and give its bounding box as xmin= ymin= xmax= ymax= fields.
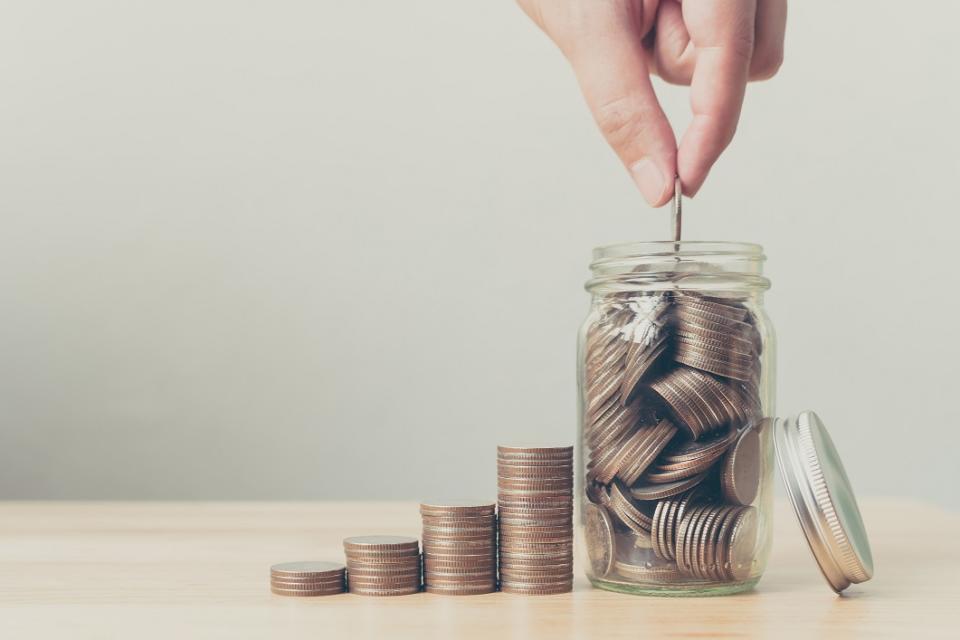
xmin=773 ymin=411 xmax=874 ymax=593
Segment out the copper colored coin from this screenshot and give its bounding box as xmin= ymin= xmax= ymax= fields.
xmin=421 ymin=528 xmax=494 ymax=539
xmin=424 ymin=569 xmax=496 ymax=580
xmin=674 ymin=505 xmax=705 ymax=573
xmin=422 ymin=547 xmax=494 ymax=556
xmin=497 ymin=494 xmax=572 ymax=505
xmin=620 ymin=337 xmax=669 ymax=403
xmin=426 ymin=577 xmax=495 ymax=587
xmin=419 ymin=500 xmax=496 ymax=516
xmin=424 ymin=554 xmax=493 ymax=564
xmin=721 ymin=425 xmax=761 ymax=506
xmin=707 ymin=506 xmax=741 ymax=581
xmin=692 ymin=506 xmax=724 ymax=578
xmin=271 ymin=578 xmax=345 ymax=589
xmin=346 ymin=564 xmax=421 ymax=576
xmin=499 ymin=571 xmax=573 ymax=584
xmin=345 ymin=555 xmax=420 ymax=567
xmin=497 ymin=445 xmax=573 ymax=457
xmin=630 ymin=471 xmax=708 ymax=502
xmin=497 ymin=477 xmax=573 ymax=489
xmin=270 ymin=561 xmax=345 ymax=578
xmin=724 ymin=506 xmax=759 ymax=581
xmin=660 ymin=427 xmax=737 ymax=463
xmin=498 ymin=557 xmax=573 ymax=569
xmin=271 ymin=586 xmax=344 ymax=597
xmin=614 ymin=560 xmax=686 ymax=583
xmin=349 ymin=586 xmax=421 ymax=597
xmin=343 ymin=535 xmax=418 ymax=551
xmin=608 ymin=479 xmax=653 ymax=533
xmin=346 ymin=565 xmax=420 ymax=577
xmin=425 ymin=583 xmax=496 ymax=595
xmin=499 ymin=555 xmax=573 ymax=566
xmin=498 ymin=546 xmax=573 ymax=557
xmin=500 ymin=582 xmax=573 ymax=595
xmin=497 ymin=512 xmax=572 ymax=523
xmin=616 ymin=419 xmax=678 ymax=485
xmin=346 ymin=571 xmax=421 ymax=582
xmin=685 ymin=506 xmax=714 ymax=576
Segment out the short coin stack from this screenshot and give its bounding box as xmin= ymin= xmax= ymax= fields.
xmin=497 ymin=446 xmax=574 ymax=594
xmin=270 ymin=561 xmax=346 ymax=597
xmin=420 ymin=501 xmax=497 ymax=595
xmin=343 ymin=535 xmax=421 ymax=596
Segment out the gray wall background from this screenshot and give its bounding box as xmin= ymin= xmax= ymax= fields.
xmin=2 ymin=2 xmax=958 ymax=507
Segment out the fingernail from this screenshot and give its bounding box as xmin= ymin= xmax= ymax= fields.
xmin=630 ymin=158 xmax=667 ymax=206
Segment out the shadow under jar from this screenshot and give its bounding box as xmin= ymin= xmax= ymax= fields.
xmin=578 ymin=241 xmax=775 ymax=596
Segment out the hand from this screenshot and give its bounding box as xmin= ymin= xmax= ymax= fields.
xmin=518 ymin=0 xmax=786 ymax=206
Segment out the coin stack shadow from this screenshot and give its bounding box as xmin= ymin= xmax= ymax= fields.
xmin=420 ymin=501 xmax=497 ymax=595
xmin=497 ymin=446 xmax=574 ymax=594
xmin=270 ymin=561 xmax=346 ymax=597
xmin=584 ymin=293 xmax=764 ymax=584
xmin=343 ymin=535 xmax=422 ymax=596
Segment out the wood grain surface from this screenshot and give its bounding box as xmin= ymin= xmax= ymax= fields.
xmin=0 ymin=499 xmax=956 ymax=638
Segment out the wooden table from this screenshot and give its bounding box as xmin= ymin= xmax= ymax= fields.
xmin=0 ymin=499 xmax=955 ymax=638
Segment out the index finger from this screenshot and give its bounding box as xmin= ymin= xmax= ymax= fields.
xmin=677 ymin=0 xmax=757 ymax=196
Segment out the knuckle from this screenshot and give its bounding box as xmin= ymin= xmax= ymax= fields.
xmin=593 ymin=96 xmax=653 ymax=150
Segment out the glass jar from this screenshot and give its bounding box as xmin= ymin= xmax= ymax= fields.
xmin=577 ymin=241 xmax=775 ymax=596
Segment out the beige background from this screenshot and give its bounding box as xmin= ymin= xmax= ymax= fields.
xmin=2 ymin=2 xmax=957 ymax=506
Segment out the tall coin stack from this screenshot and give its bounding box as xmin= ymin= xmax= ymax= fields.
xmin=497 ymin=446 xmax=574 ymax=595
xmin=270 ymin=561 xmax=346 ymax=597
xmin=343 ymin=535 xmax=422 ymax=596
xmin=420 ymin=501 xmax=497 ymax=595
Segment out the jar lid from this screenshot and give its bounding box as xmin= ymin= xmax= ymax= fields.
xmin=773 ymin=411 xmax=874 ymax=593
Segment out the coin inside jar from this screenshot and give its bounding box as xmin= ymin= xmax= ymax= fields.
xmin=584 ymin=502 xmax=615 ymax=578
xmin=721 ymin=425 xmax=761 ymax=506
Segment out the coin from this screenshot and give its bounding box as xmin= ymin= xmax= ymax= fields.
xmin=500 ymin=582 xmax=574 ymax=595
xmin=617 ymin=419 xmax=678 ymax=485
xmin=614 ymin=560 xmax=686 ymax=583
xmin=608 ymin=478 xmax=653 ymax=533
xmin=349 ymin=585 xmax=421 ymax=597
xmin=721 ymin=425 xmax=761 ymax=506
xmin=584 ymin=502 xmax=614 ymax=578
xmin=424 ymin=583 xmax=496 ymax=595
xmin=419 ymin=501 xmax=496 ymax=517
xmin=343 ymin=535 xmax=419 ymax=552
xmin=629 ymin=471 xmax=708 ymax=502
xmin=270 ymin=561 xmax=345 ymax=578
xmin=707 ymin=506 xmax=740 ymax=581
xmin=660 ymin=427 xmax=736 ymax=463
xmin=620 ymin=336 xmax=669 ymax=403
xmin=724 ymin=506 xmax=758 ymax=581
xmin=271 ymin=586 xmax=344 ymax=597
xmin=270 ymin=579 xmax=345 ymax=590
xmin=692 ymin=505 xmax=724 ymax=579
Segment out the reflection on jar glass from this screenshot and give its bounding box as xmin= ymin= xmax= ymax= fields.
xmin=577 ymin=242 xmax=776 ymax=596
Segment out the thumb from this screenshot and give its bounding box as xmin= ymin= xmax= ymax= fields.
xmin=564 ymin=7 xmax=677 ymax=207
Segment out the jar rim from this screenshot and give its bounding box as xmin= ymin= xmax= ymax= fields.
xmin=592 ymin=240 xmax=764 ymax=262
xmin=587 ymin=241 xmax=769 ymax=293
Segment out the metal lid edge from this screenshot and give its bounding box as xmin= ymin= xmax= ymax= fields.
xmin=773 ymin=416 xmax=850 ymax=593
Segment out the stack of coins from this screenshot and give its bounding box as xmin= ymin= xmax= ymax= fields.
xmin=497 ymin=446 xmax=574 ymax=595
xmin=343 ymin=535 xmax=421 ymax=596
xmin=270 ymin=561 xmax=346 ymax=597
xmin=420 ymin=501 xmax=497 ymax=595
xmin=582 ymin=291 xmax=764 ymax=584
xmin=674 ymin=503 xmax=758 ymax=581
